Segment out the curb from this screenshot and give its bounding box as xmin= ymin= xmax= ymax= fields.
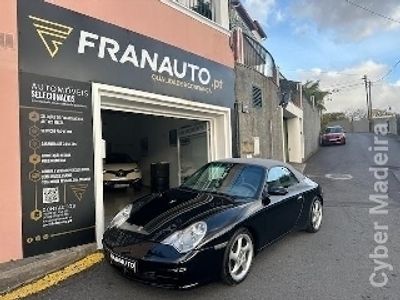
xmin=0 ymin=243 xmax=97 ymax=295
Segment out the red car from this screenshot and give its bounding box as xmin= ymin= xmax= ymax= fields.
xmin=320 ymin=126 xmax=346 ymax=145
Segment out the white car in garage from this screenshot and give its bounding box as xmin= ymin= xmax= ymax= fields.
xmin=103 ymin=153 xmax=142 ymax=190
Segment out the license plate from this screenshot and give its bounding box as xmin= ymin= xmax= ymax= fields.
xmin=114 ymin=183 xmax=129 ymax=188
xmin=110 ymin=252 xmax=137 ymax=272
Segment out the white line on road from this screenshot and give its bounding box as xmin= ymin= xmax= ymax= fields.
xmin=325 ymin=173 xmax=353 ymax=180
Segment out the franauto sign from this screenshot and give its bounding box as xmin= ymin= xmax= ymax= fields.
xmin=18 ymin=0 xmax=234 ymax=107
xmin=29 ymin=15 xmax=73 ymax=58
xmin=77 ymin=30 xmax=219 ymax=94
xmin=30 ymin=15 xmax=216 ymax=91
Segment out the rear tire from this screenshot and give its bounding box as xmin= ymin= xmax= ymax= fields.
xmin=221 ymin=228 xmax=254 ymax=285
xmin=306 ymin=197 xmax=323 ymax=233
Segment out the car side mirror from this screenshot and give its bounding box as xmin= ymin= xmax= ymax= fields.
xmin=261 ymin=186 xmax=271 ymax=206
xmin=268 ymin=185 xmax=288 ymax=196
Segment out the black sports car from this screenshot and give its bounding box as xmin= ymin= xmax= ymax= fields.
xmin=103 ymin=158 xmax=323 ymax=288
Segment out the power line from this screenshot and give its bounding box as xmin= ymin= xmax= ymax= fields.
xmin=322 ymin=82 xmax=364 ymax=91
xmin=329 ymin=84 xmax=365 ymax=92
xmin=373 ymin=58 xmax=400 ymax=82
xmin=324 ymin=79 xmax=362 ymax=88
xmin=283 ymin=69 xmax=361 ymax=76
xmin=345 ymin=0 xmax=400 ymax=24
xmin=325 ymin=84 xmax=362 ymax=93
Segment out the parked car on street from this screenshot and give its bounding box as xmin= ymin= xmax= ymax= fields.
xmin=320 ymin=126 xmax=346 ymax=145
xmin=103 ymin=153 xmax=142 ymax=190
xmin=103 ymin=158 xmax=323 ymax=288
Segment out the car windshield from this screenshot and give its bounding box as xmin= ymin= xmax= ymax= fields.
xmin=106 ymin=153 xmax=134 ymax=164
xmin=181 ymin=162 xmax=265 ymax=199
xmin=325 ymin=127 xmax=343 ymax=133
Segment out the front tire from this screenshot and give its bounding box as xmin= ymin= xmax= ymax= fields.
xmin=306 ymin=197 xmax=323 ymax=233
xmin=221 ymin=228 xmax=254 ymax=285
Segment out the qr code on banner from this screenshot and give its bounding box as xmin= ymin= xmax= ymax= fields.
xmin=42 ymin=187 xmax=60 ymax=204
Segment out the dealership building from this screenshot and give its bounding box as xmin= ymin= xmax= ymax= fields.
xmin=0 ymin=0 xmax=321 ymax=263
xmin=0 ymin=0 xmax=236 ymax=263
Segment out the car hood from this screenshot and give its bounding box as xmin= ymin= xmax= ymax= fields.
xmin=119 ymin=188 xmax=242 ymax=242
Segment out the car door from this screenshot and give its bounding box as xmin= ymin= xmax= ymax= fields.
xmin=262 ymin=166 xmax=304 ymax=243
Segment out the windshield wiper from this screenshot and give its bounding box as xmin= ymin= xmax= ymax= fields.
xmin=178 ymin=186 xmax=199 ymax=193
xmin=207 ymin=191 xmax=237 ymax=202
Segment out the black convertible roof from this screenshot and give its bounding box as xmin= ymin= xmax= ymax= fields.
xmin=216 ymin=158 xmax=305 ymax=180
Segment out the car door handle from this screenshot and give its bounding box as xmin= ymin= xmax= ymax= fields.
xmin=296 ymin=195 xmax=303 ymax=203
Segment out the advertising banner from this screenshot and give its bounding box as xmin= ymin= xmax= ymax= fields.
xmin=19 ymin=73 xmax=95 ymax=257
xmin=18 ymin=0 xmax=235 ymax=107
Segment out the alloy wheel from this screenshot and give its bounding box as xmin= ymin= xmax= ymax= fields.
xmin=228 ymin=233 xmax=254 ymax=282
xmin=311 ymin=199 xmax=323 ymax=230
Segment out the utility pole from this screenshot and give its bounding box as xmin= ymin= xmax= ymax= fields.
xmin=362 ymin=75 xmax=371 ymax=132
xmin=368 ymin=80 xmax=373 ymax=132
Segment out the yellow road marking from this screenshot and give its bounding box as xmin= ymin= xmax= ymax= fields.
xmin=0 ymin=252 xmax=104 ymax=300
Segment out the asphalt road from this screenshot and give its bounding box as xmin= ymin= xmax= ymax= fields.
xmin=28 ymin=133 xmax=400 ymax=300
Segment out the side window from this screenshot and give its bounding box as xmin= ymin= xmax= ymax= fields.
xmin=280 ymin=167 xmax=299 ymax=188
xmin=266 ymin=167 xmax=284 ymax=189
xmin=267 ymin=167 xmax=298 ymax=189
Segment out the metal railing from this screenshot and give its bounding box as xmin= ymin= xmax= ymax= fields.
xmin=173 ymin=0 xmax=216 ymax=21
xmin=279 ymin=79 xmax=302 ymax=108
xmin=242 ymin=32 xmax=277 ymax=79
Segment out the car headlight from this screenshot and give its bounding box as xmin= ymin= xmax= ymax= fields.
xmin=108 ymin=204 xmax=132 ymax=229
xmin=161 ymin=221 xmax=207 ymax=253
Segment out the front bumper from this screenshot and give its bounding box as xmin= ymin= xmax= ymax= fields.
xmin=322 ymin=137 xmax=344 ymax=145
xmin=104 ymin=178 xmax=142 ymax=187
xmin=103 ymin=240 xmax=225 ymax=289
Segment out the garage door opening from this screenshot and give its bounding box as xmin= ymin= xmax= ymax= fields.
xmin=101 ymin=110 xmax=210 ymax=226
xmin=93 ymin=83 xmax=232 ymax=248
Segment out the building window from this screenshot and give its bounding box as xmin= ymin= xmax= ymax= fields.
xmin=192 ymin=0 xmax=213 ymax=20
xmin=174 ymin=0 xmax=215 ymax=22
xmin=252 ymin=86 xmax=262 ymax=108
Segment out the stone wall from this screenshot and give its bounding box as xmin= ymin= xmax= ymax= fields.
xmin=373 ymin=116 xmax=398 ymax=135
xmin=234 ymin=64 xmax=284 ymax=161
xmin=303 ymin=97 xmax=321 ymax=161
xmin=352 ymin=119 xmax=369 ymax=132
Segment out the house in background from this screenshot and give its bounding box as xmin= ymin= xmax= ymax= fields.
xmin=279 ymin=78 xmax=304 ymax=163
xmin=230 ymin=0 xmax=321 ymax=163
xmin=230 ymin=0 xmax=283 ymax=161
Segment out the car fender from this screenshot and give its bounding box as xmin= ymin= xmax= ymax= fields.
xmin=197 ymin=201 xmax=263 ymax=251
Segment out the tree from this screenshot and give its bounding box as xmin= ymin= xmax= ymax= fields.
xmin=321 ymin=112 xmax=347 ymax=128
xmin=302 ymin=80 xmax=330 ymax=111
xmin=371 ymin=108 xmax=395 ymax=117
xmin=344 ymin=108 xmax=367 ymax=121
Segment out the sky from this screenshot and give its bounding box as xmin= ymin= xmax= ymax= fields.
xmin=241 ymin=0 xmax=400 ymax=114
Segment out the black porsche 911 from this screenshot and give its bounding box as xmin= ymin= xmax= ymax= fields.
xmin=102 ymin=158 xmax=323 ymax=288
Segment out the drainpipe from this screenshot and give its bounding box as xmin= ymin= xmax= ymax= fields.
xmin=233 ymin=101 xmax=241 ymax=158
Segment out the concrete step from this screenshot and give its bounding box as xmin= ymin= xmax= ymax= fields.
xmin=0 ymin=243 xmax=96 ymax=295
